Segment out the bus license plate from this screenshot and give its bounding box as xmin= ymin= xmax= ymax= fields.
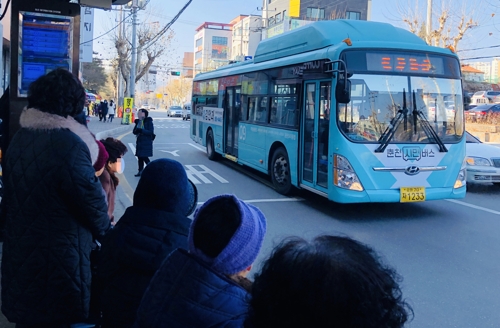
xmin=400 ymin=187 xmax=426 ymax=203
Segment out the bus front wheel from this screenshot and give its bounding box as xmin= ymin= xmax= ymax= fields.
xmin=271 ymin=147 xmax=292 ymax=195
xmin=206 ymin=130 xmax=219 ymax=161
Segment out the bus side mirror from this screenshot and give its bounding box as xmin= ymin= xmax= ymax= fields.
xmin=336 ymin=78 xmax=351 ymax=104
xmin=464 ymin=95 xmax=471 ymax=111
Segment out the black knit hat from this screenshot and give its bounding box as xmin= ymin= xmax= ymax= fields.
xmin=133 ymin=158 xmax=198 ymax=216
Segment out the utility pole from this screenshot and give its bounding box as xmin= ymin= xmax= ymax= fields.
xmin=129 ymin=0 xmax=138 ymax=99
xmin=117 ymin=5 xmax=124 ymax=106
xmin=426 ymin=0 xmax=432 ymax=44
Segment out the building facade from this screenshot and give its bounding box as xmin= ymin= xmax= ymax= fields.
xmin=461 ymin=65 xmax=485 ymax=82
xmin=193 ymin=22 xmax=232 ymax=76
xmin=182 ymin=52 xmax=194 ymax=78
xmin=262 ymin=0 xmax=372 ymax=39
xmin=469 ymin=59 xmax=500 ymax=83
xmin=230 ymin=15 xmax=262 ymax=61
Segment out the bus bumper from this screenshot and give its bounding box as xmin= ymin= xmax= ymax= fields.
xmin=332 ymin=186 xmax=467 ymax=203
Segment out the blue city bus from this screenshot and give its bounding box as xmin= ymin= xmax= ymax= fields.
xmin=190 ymin=20 xmax=467 ymax=203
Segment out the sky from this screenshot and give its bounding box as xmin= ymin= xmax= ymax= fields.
xmin=91 ymin=0 xmax=500 ymax=73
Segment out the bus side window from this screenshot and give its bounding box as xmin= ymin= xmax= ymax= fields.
xmin=248 ymin=97 xmax=257 ymax=121
xmin=285 ymin=99 xmax=297 ymax=126
xmin=257 ymin=96 xmax=268 ymax=122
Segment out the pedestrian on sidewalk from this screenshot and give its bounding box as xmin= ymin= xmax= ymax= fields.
xmin=93 ymin=158 xmax=198 ymax=328
xmin=133 ymin=108 xmax=154 ymax=177
xmin=1 ymin=68 xmax=111 ymax=327
xmin=99 ymin=100 xmax=108 ymax=122
xmin=108 ymin=100 xmax=116 ymax=122
xmin=246 ymin=235 xmax=413 ymax=328
xmin=99 ymin=137 xmax=128 ymax=224
xmin=134 ymin=194 xmax=267 ymax=328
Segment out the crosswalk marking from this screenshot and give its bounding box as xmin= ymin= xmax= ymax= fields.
xmin=185 ymin=165 xmax=229 ymax=184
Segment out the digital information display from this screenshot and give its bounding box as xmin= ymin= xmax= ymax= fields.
xmin=366 ymin=52 xmax=445 ymax=75
xmin=18 ymin=12 xmax=74 ymax=97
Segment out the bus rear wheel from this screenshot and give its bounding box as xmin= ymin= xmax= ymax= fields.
xmin=271 ymin=147 xmax=292 ymax=195
xmin=206 ymin=129 xmax=219 ymax=161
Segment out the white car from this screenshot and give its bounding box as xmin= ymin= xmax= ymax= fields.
xmin=466 ymin=132 xmax=500 ymax=184
xmin=167 ymin=106 xmax=182 ymax=117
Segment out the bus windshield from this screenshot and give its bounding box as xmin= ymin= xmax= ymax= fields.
xmin=338 ymin=74 xmax=464 ymax=144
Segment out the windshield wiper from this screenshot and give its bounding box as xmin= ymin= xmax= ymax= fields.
xmin=412 ymin=90 xmax=448 ymax=152
xmin=375 ymin=89 xmax=408 ymax=153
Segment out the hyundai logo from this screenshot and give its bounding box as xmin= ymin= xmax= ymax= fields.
xmin=405 ymin=166 xmax=420 ymax=176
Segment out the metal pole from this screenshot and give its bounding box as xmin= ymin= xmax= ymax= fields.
xmin=129 ymin=1 xmax=138 ymax=98
xmin=117 ymin=5 xmax=123 ymax=105
xmin=426 ymin=0 xmax=432 ymax=44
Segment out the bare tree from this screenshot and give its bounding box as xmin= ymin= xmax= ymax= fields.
xmin=399 ymin=0 xmax=479 ymax=50
xmin=112 ymin=0 xmax=192 ymax=96
xmin=162 ymin=78 xmax=192 ymax=107
xmin=114 ymin=21 xmax=175 ymax=96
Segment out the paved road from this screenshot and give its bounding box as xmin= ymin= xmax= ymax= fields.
xmin=116 ymin=111 xmax=500 ymax=327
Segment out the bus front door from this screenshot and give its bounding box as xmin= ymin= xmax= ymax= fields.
xmin=224 ymin=87 xmax=241 ymax=157
xmin=301 ymin=81 xmax=331 ymax=191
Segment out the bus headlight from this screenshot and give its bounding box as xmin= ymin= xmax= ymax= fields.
xmin=334 ymin=154 xmax=364 ymax=191
xmin=454 ymin=159 xmax=467 ymax=189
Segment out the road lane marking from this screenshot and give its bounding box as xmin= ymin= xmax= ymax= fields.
xmin=196 ymin=197 xmax=304 ymax=205
xmin=159 ymin=150 xmax=180 ymax=157
xmin=128 ymin=143 xmax=138 ymax=160
xmin=445 ymin=199 xmax=500 ymax=216
xmin=185 ymin=165 xmax=229 ymax=184
xmin=188 ymin=143 xmax=206 ymax=152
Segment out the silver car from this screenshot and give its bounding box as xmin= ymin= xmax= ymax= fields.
xmin=167 ymin=106 xmax=182 ymax=117
xmin=466 ymin=132 xmax=500 ymax=184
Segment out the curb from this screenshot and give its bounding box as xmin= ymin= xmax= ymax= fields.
xmin=95 ymin=125 xmax=133 ymax=141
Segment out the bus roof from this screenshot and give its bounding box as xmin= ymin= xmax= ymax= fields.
xmin=254 ymin=20 xmax=426 ymax=63
xmin=194 ymin=20 xmax=455 ymax=81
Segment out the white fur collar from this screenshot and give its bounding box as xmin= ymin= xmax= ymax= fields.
xmin=20 ymin=108 xmax=99 ymax=164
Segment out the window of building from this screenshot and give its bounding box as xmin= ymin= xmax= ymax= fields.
xmin=212 ymin=36 xmax=228 ymax=45
xmin=212 ymin=49 xmax=228 ymax=59
xmin=275 ymin=13 xmax=282 ymax=23
xmin=195 ymin=51 xmax=202 ymax=59
xmin=346 ymin=11 xmax=361 ymax=20
xmin=195 ymin=38 xmax=203 ymax=47
xmin=306 ymin=7 xmax=325 ymax=19
xmin=283 ymin=10 xmax=287 ymax=20
xmin=268 ymin=16 xmax=275 ymax=26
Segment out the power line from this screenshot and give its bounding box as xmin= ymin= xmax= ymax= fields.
xmin=461 ymin=55 xmax=500 ymax=61
xmin=141 ymin=0 xmax=193 ymax=52
xmin=457 ymin=44 xmax=500 ymax=52
xmin=80 ymin=1 xmax=150 ymax=46
xmin=80 ymin=11 xmax=133 ymax=46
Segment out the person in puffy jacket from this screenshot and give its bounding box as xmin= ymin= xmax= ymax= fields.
xmin=133 ymin=108 xmax=154 ymax=177
xmin=1 ymin=68 xmax=111 ymax=327
xmin=94 ymin=158 xmax=198 ymax=327
xmin=134 ymin=194 xmax=267 ymax=328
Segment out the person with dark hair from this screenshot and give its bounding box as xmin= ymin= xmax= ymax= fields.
xmin=134 ymin=194 xmax=267 ymax=328
xmin=133 ymin=108 xmax=154 ymax=177
xmin=1 ymin=68 xmax=111 ymax=327
xmin=93 ymin=158 xmax=198 ymax=328
xmin=247 ymin=235 xmax=413 ymax=328
xmin=99 ymin=100 xmax=109 ymax=122
xmin=108 ymin=100 xmax=116 ymax=122
xmin=99 ymin=137 xmax=128 ymax=223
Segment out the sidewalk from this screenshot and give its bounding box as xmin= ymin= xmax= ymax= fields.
xmin=0 ymin=116 xmax=133 ymax=328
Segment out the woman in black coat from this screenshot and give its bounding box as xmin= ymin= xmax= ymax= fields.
xmin=94 ymin=158 xmax=198 ymax=328
xmin=1 ymin=68 xmax=111 ymax=327
xmin=133 ymin=108 xmax=154 ymax=176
